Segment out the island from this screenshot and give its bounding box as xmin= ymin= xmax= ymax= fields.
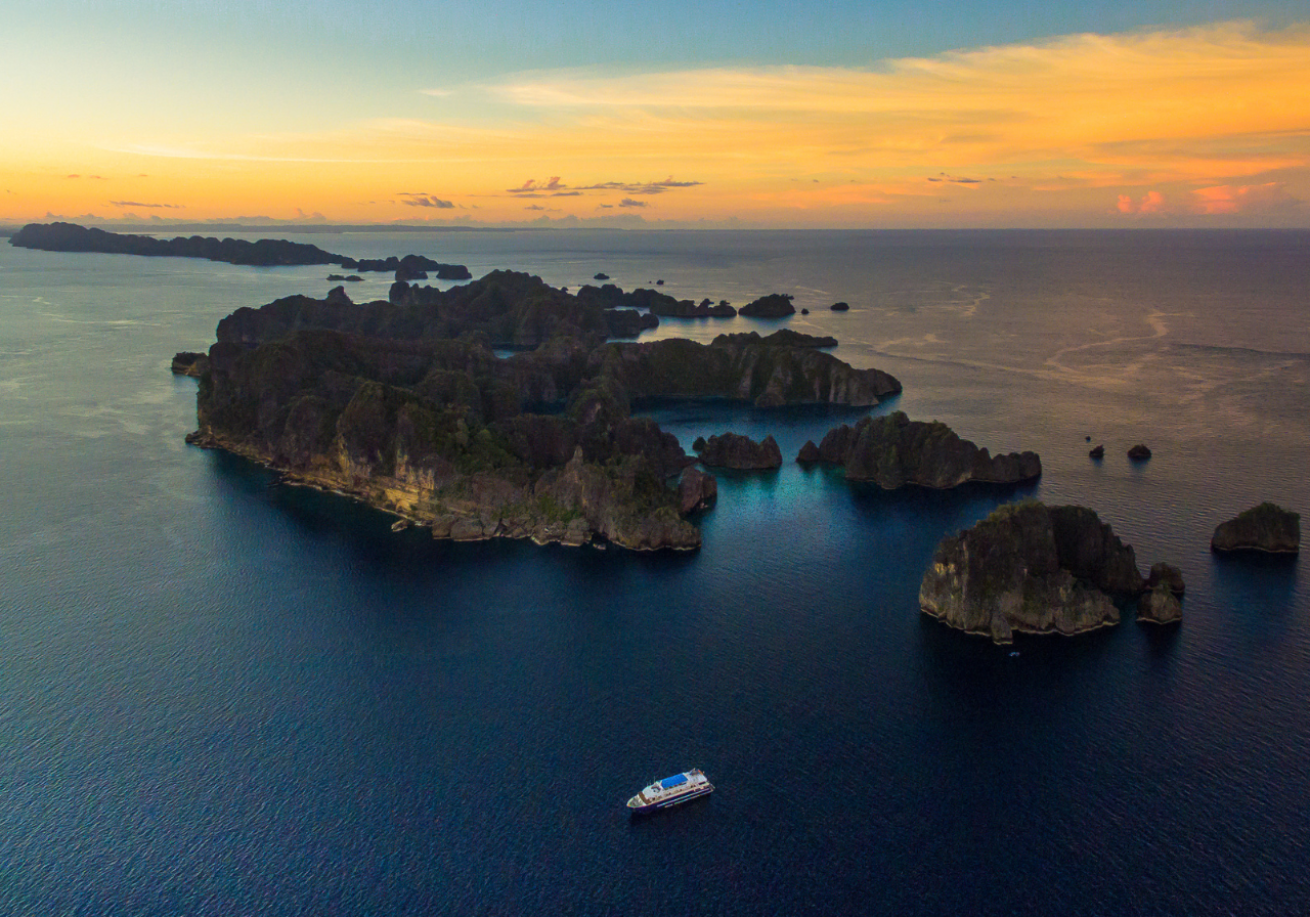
xmin=8 ymin=221 xmax=472 ymax=276
xmin=795 ymin=412 xmax=1041 ymax=488
xmin=919 ymin=501 xmax=1162 ymax=644
xmin=1211 ymin=503 xmax=1301 ymax=553
xmin=696 ymin=433 xmax=783 ymax=470
xmin=738 ymin=293 xmax=796 ymax=318
xmin=181 ymin=270 xmax=902 ymax=550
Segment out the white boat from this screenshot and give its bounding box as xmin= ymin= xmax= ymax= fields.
xmin=626 ymin=769 xmax=714 ymax=814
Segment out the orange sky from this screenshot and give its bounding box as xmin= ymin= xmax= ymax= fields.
xmin=2 ymin=20 xmax=1308 ymax=227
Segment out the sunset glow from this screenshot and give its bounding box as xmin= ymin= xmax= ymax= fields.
xmin=2 ymin=12 xmax=1307 ymax=227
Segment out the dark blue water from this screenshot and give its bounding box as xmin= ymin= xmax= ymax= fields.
xmin=2 ymin=231 xmax=1308 ymax=915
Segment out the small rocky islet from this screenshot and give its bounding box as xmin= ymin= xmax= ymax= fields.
xmin=919 ymin=500 xmax=1183 ymax=643
xmin=797 ymin=411 xmax=1041 ymax=488
xmin=1211 ymin=503 xmax=1301 ymax=553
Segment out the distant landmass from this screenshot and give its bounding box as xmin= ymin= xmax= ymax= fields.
xmin=8 ymin=222 xmax=471 ymax=275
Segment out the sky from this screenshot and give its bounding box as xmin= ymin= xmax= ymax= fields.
xmin=2 ymin=0 xmax=1308 ymax=228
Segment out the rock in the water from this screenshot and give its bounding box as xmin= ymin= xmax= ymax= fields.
xmin=738 ymin=293 xmax=796 ymax=318
xmin=594 ymin=272 xmax=610 ymax=280
xmin=796 ymin=440 xmax=821 ymax=463
xmin=677 ymin=466 xmax=718 ymax=514
xmin=1128 ymin=443 xmax=1152 ymax=460
xmin=699 ymin=433 xmax=782 ymax=470
xmin=810 ymin=411 xmax=1040 ymax=488
xmin=1089 ymin=444 xmax=1105 ymax=459
xmin=830 ymin=302 xmax=850 ymax=312
xmin=710 ymin=329 xmax=837 ymax=349
xmin=1147 ymin=562 xmax=1185 ymax=595
xmin=171 ymin=351 xmax=210 ymax=377
xmin=919 ymin=501 xmax=1144 ymax=644
xmin=1211 ymin=503 xmax=1301 ymax=553
xmin=1138 ymin=582 xmax=1182 ymax=624
xmin=801 ymin=308 xmax=809 ymax=315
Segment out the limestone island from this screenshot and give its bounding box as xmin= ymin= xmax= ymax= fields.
xmin=919 ymin=501 xmax=1176 ymax=644
xmin=182 ymin=270 xmax=902 ymax=550
xmin=1211 ymin=503 xmax=1301 ymax=554
xmin=738 ymin=293 xmax=796 ymax=318
xmin=696 ymin=433 xmax=783 ymax=470
xmin=795 ymin=412 xmax=1041 ymax=488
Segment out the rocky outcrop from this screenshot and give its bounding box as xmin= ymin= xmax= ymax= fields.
xmin=171 ymin=351 xmax=210 ymax=377
xmin=575 ymin=284 xmax=736 ymax=318
xmin=1089 ymin=444 xmax=1105 ymax=459
xmin=1211 ymin=503 xmax=1301 ymax=553
xmin=711 ymin=329 xmax=838 ymax=348
xmin=224 ymin=271 xmax=611 ymax=349
xmin=677 ymin=466 xmax=718 ymax=514
xmin=919 ymin=501 xmax=1145 ymax=644
xmin=738 ymin=293 xmax=796 ymax=318
xmin=1128 ymin=444 xmax=1152 ymax=461
xmin=599 ymin=337 xmax=900 ymax=408
xmin=698 ymin=433 xmax=782 ymax=470
xmin=810 ymin=412 xmax=1041 ymax=488
xmin=1138 ymin=583 xmax=1182 ymax=625
xmin=830 ymin=302 xmax=850 ymax=312
xmin=796 ymin=440 xmax=821 ymax=463
xmin=1146 ymin=562 xmax=1185 ymax=595
xmin=603 ymin=309 xmax=659 ymax=337
xmin=353 ymin=254 xmax=471 ymax=279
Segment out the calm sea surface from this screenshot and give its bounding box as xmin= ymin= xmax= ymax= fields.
xmin=1 ymin=229 xmax=1307 ymax=915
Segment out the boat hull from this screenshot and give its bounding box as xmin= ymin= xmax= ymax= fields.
xmin=627 ymin=784 xmax=713 ymax=815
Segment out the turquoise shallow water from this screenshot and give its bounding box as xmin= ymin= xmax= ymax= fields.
xmin=1 ymin=230 xmax=1308 ymax=915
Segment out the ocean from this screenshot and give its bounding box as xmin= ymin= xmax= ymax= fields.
xmin=1 ymin=229 xmax=1307 ymax=915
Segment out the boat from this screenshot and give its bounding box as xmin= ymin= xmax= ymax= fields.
xmin=626 ymin=769 xmax=714 ymax=814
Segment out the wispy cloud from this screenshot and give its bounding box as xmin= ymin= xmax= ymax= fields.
xmin=109 ymin=200 xmax=183 ymax=209
xmin=506 ymin=176 xmax=703 ymax=196
xmin=398 ymin=192 xmax=455 ymax=208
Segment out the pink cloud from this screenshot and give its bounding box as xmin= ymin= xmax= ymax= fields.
xmin=1191 ymin=182 xmax=1302 ymax=215
xmin=1116 ymin=190 xmax=1166 ymax=215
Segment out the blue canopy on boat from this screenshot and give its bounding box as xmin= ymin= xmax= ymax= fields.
xmin=660 ymin=774 xmax=689 ymax=789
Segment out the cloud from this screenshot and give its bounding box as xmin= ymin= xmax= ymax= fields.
xmin=398 ymin=193 xmax=455 ymax=208
xmin=109 ymin=200 xmax=183 ymax=209
xmin=1116 ymin=191 xmax=1167 ymax=214
xmin=1116 ymin=182 xmax=1303 ymax=217
xmin=618 ymin=198 xmax=647 ymax=208
xmin=1191 ymin=182 xmax=1303 ymax=215
xmin=507 ymin=177 xmax=703 ymax=196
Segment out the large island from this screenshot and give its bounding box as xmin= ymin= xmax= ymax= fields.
xmin=184 ymin=271 xmax=901 ymax=550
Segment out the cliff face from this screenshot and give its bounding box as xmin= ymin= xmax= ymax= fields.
xmin=803 ymin=412 xmax=1041 ymax=488
xmin=190 ymin=330 xmax=699 ymax=550
xmin=598 ymin=337 xmax=900 ymax=408
xmin=698 ymin=433 xmax=783 ymax=470
xmin=1211 ymin=503 xmax=1301 ymax=553
xmin=919 ymin=501 xmax=1146 ymax=644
